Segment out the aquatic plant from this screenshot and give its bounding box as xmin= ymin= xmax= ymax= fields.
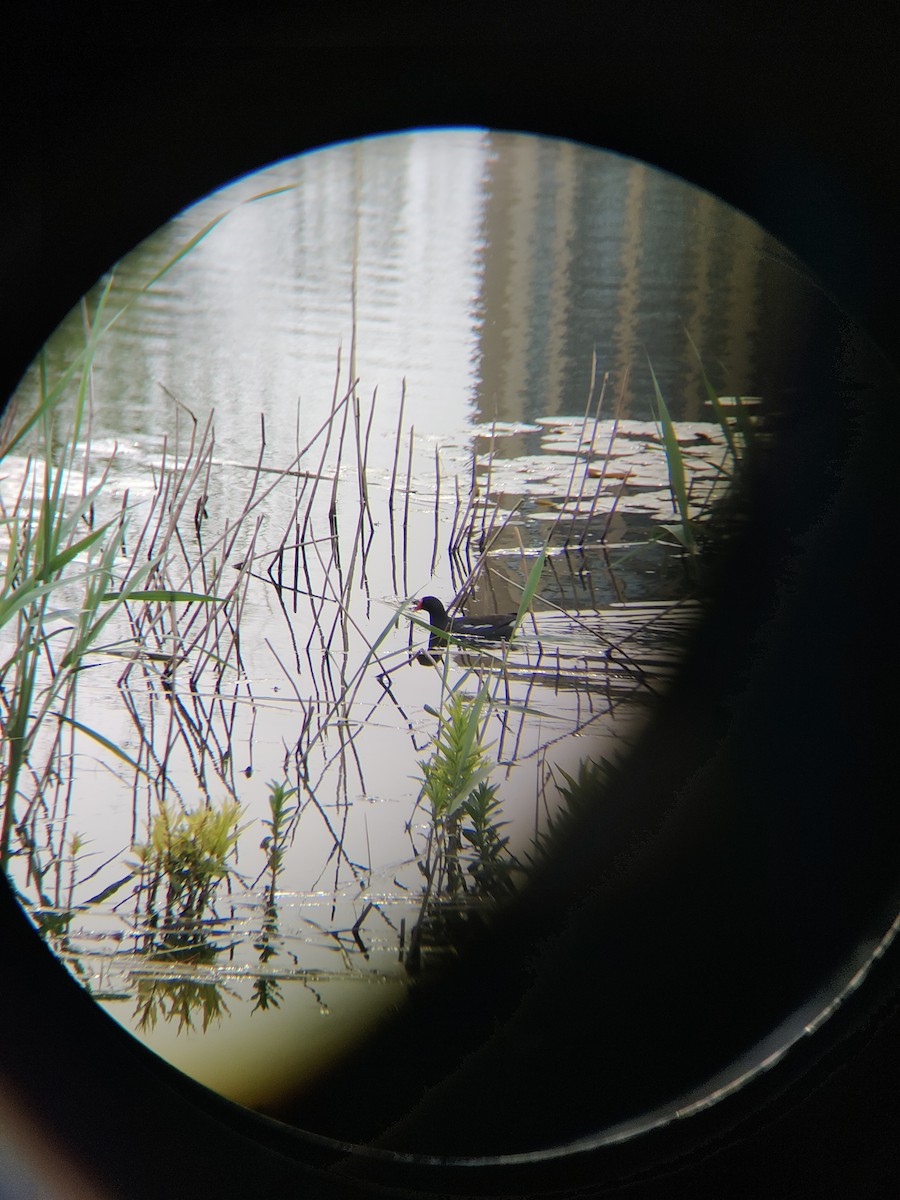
xmin=459 ymin=779 xmax=518 ymax=900
xmin=259 ymin=780 xmax=298 ymax=883
xmin=131 ymin=797 xmax=245 ymax=942
xmin=405 ymin=678 xmax=523 ymax=975
xmin=418 ymin=685 xmax=494 ymax=824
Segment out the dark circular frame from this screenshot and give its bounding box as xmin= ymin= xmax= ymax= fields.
xmin=3 ymin=10 xmax=899 ymax=1199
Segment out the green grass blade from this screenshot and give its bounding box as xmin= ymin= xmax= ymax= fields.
xmin=125 ymin=212 xmax=229 ymax=299
xmin=83 ymin=875 xmax=135 ymax=906
xmin=38 ymin=520 xmax=117 ymax=580
xmin=445 ymin=764 xmax=497 ymax=819
xmin=731 ymin=394 xmax=756 ymax=448
xmin=246 ymin=185 xmax=297 ymax=203
xmin=456 ymin=683 xmax=489 ymax=774
xmin=514 ymin=540 xmax=547 ymax=629
xmin=1 ymin=276 xmax=115 ymax=459
xmin=647 ymin=358 xmax=696 ymax=553
xmin=100 ymin=589 xmax=219 ymax=603
xmin=54 ymin=710 xmax=154 ymax=777
xmin=54 ymin=716 xmax=154 ymax=775
xmin=682 ymin=326 xmax=739 ymax=461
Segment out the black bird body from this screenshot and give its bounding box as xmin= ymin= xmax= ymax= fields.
xmin=413 ymin=596 xmax=517 ymax=642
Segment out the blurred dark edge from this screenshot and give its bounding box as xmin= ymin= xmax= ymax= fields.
xmin=1 ymin=5 xmax=898 ymax=1199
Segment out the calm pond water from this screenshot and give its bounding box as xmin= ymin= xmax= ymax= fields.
xmin=0 ymin=128 xmax=849 ymax=1125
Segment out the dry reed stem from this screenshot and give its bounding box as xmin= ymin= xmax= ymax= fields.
xmin=478 ymin=422 xmax=497 ymax=546
xmin=431 ymin=446 xmax=441 ymax=576
xmin=447 ymin=472 xmax=463 ymax=556
xmin=447 ymin=498 xmax=523 ymax=614
xmin=564 ymin=371 xmax=609 ymax=546
xmin=402 ymin=425 xmax=415 ymax=598
xmin=388 ymin=378 xmax=406 ymax=512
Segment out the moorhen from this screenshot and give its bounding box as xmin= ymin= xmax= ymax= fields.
xmin=413 ymin=596 xmax=517 ymax=643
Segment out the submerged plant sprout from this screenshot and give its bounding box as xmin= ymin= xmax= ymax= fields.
xmin=0 ymin=130 xmax=783 ymax=1113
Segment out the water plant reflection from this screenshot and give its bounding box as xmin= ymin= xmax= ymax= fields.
xmin=134 ymin=974 xmax=236 ymax=1035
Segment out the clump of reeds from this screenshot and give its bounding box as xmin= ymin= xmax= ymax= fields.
xmin=0 ymin=282 xmax=223 ymax=875
xmin=648 ymin=340 xmax=756 ymax=560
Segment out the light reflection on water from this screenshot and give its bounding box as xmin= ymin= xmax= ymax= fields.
xmin=3 ymin=128 xmax=827 ymax=1114
xmin=28 ymin=128 xmax=817 ymax=457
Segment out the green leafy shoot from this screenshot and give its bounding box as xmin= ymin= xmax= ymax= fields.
xmin=418 ymin=685 xmax=494 ymax=820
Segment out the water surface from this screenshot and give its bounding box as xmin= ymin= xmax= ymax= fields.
xmin=2 ymin=128 xmax=835 ymax=1121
